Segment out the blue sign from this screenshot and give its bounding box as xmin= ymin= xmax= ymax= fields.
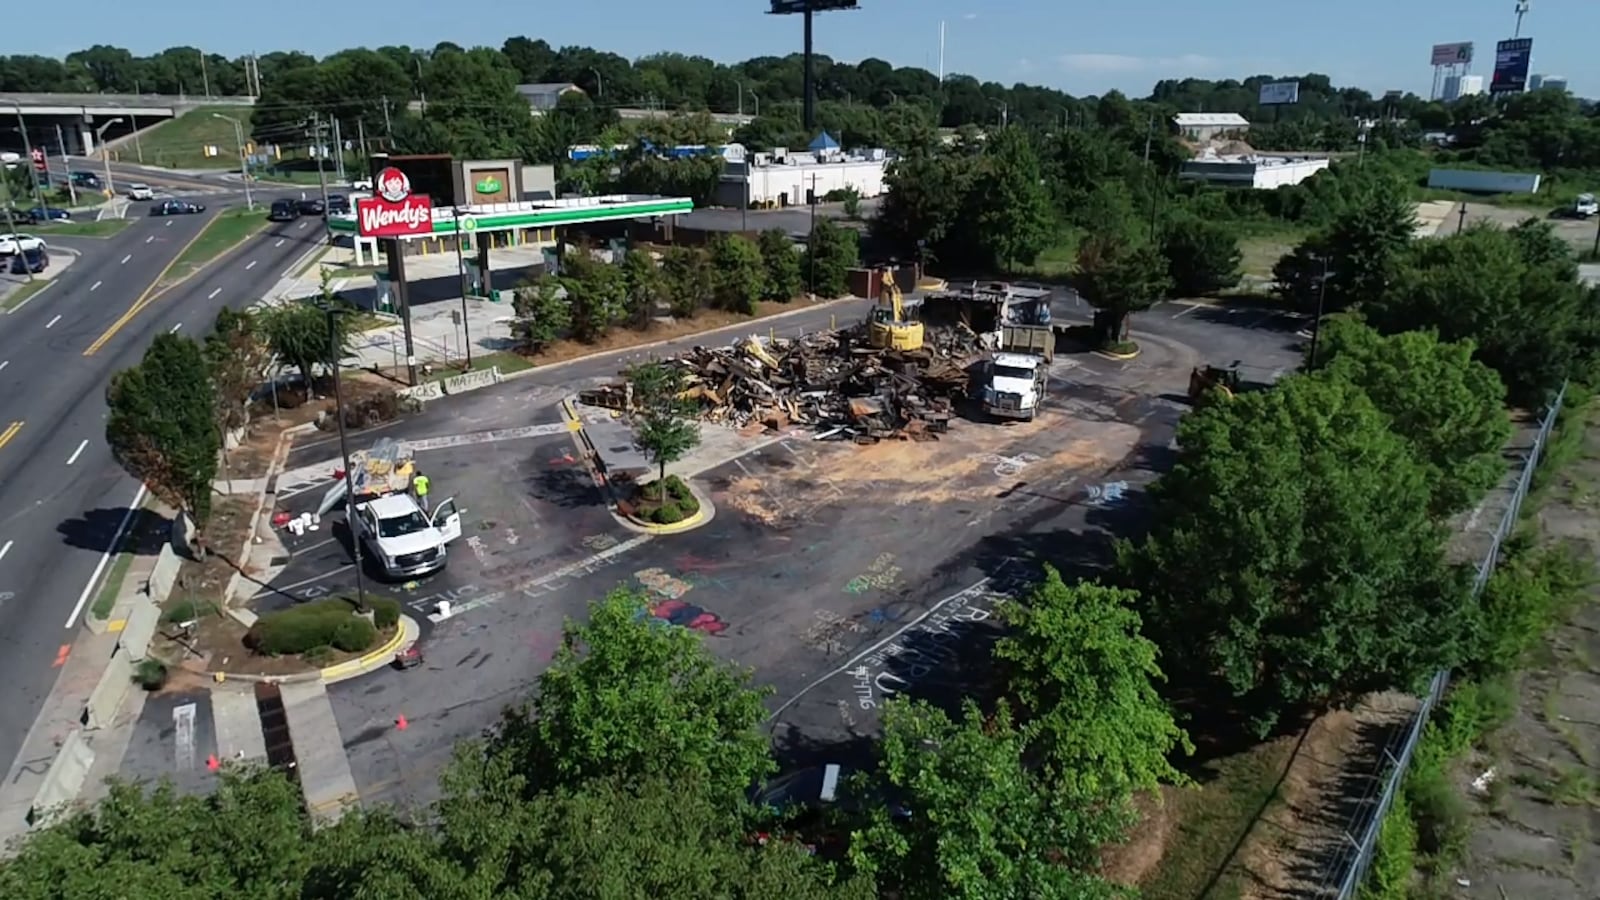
xmin=1490 ymin=37 xmax=1534 ymax=94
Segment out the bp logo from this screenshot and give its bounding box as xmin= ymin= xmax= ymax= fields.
xmin=475 ymin=175 xmax=503 ymax=194
xmin=375 ymin=167 xmax=411 ymax=203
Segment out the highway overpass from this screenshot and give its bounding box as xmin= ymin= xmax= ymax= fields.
xmin=0 ymin=93 xmax=255 ymax=157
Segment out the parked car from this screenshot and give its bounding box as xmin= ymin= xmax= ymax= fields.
xmin=296 ymin=198 xmax=325 ymax=216
xmin=268 ymin=198 xmax=299 ymax=221
xmin=326 ymin=193 xmax=350 ymax=215
xmin=10 ymin=246 xmax=48 ymax=274
xmin=0 ymin=233 xmax=45 ymax=255
xmin=126 ymin=183 xmax=154 ymax=200
xmin=151 ymin=199 xmax=205 ymax=216
xmin=26 ymin=207 xmax=70 ymax=221
xmin=1575 ymin=193 xmax=1599 ymax=219
xmin=351 ymin=178 xmax=373 ymax=191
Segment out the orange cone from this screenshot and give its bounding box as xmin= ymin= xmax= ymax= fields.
xmin=395 ymin=715 xmax=409 ymax=731
xmin=206 ymin=754 xmax=220 ymax=772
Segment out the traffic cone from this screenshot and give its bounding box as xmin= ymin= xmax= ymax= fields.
xmin=395 ymin=715 xmax=409 ymax=731
xmin=206 ymin=754 xmax=220 ymax=772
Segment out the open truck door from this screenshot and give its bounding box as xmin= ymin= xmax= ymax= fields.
xmin=431 ymin=497 xmax=463 ymax=543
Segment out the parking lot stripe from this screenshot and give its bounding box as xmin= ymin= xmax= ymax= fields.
xmin=429 ymin=534 xmax=654 ymax=622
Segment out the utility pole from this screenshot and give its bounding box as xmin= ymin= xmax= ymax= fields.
xmin=311 ymin=113 xmax=331 ymax=234
xmin=452 ymin=206 xmax=473 ymax=368
xmin=1458 ymin=203 xmax=1468 ymax=233
xmin=381 ymin=97 xmax=393 ymax=140
xmin=807 ymin=173 xmax=818 ymax=298
xmin=332 ymin=118 xmax=346 ymax=182
xmin=54 ymin=125 xmax=76 ymax=206
xmin=213 ymin=113 xmax=254 ymax=210
xmin=199 ymin=50 xmax=211 ymax=98
xmin=357 ymin=118 xmax=367 ymax=161
xmin=11 ymin=104 xmax=47 ymax=213
xmin=1308 ymin=254 xmax=1331 ymax=369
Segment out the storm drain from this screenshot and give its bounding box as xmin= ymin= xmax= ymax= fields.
xmin=253 ymin=682 xmax=300 ymax=783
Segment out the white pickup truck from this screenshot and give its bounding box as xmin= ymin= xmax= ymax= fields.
xmin=351 ymin=493 xmax=462 ymax=579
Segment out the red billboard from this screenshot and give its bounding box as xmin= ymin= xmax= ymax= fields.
xmin=355 ymin=167 xmax=433 ymax=237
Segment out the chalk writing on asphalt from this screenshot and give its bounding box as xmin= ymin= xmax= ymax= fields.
xmin=635 ymin=567 xmax=693 ymax=600
xmin=843 ymin=553 xmax=900 ymax=595
xmin=802 ymin=609 xmax=868 ymax=656
xmin=844 ymin=581 xmax=1012 ymax=711
xmin=1084 ymin=480 xmax=1128 ymax=506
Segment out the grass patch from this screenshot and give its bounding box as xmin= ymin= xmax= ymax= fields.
xmin=89 ymin=540 xmax=137 ymax=621
xmin=118 ymin=106 xmax=254 ymax=170
xmin=326 ymin=263 xmax=385 ymax=278
xmin=34 ymin=218 xmax=132 ymax=238
xmin=166 ymin=206 xmax=270 ymax=283
xmin=1021 ymin=235 xmax=1079 ymax=279
xmin=0 ymin=276 xmax=55 ymax=311
xmin=1138 ymin=739 xmax=1295 ymax=900
xmin=419 ymin=350 xmax=534 ymax=383
xmin=1237 ymin=226 xmax=1307 ymax=280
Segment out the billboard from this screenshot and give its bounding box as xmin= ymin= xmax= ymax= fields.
xmin=1490 ymin=38 xmax=1534 ymax=93
xmin=1258 ymin=81 xmax=1300 ymax=105
xmin=769 ymin=0 xmax=856 ymax=12
xmin=1430 ymin=42 xmax=1474 ymax=66
xmin=355 ymin=167 xmax=434 ymax=238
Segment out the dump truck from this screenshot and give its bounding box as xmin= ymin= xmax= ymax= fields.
xmin=981 ymin=325 xmax=1054 ymax=421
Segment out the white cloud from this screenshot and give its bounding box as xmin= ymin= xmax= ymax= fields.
xmin=1058 ymin=53 xmax=1220 ymax=74
xmin=962 ymin=12 xmax=979 ymax=19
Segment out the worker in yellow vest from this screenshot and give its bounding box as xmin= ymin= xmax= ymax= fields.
xmin=413 ymin=472 xmax=431 ymax=512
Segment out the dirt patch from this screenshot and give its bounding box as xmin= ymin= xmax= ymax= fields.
xmin=226 ymin=370 xmax=405 ymax=477
xmin=1102 ymin=790 xmax=1174 ymax=886
xmin=532 ymin=298 xmax=841 ymax=366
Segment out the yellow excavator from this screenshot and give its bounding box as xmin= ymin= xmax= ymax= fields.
xmin=867 ymin=271 xmax=924 ymax=351
xmin=1188 ymin=362 xmax=1243 ymax=407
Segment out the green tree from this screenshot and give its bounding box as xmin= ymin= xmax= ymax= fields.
xmin=559 ymin=249 xmax=627 ymax=342
xmin=757 ymin=229 xmax=802 ymax=302
xmin=660 ymin=245 xmax=712 ymax=319
xmin=806 ymin=219 xmax=859 ymax=299
xmin=1313 ymin=314 xmax=1512 ymax=515
xmin=849 ymin=699 xmax=1121 ymax=900
xmin=1075 ymin=233 xmax=1172 ymax=347
xmin=618 ymin=248 xmax=663 ymax=328
xmin=105 ymin=332 xmax=221 ymax=524
xmin=1160 ymin=216 xmax=1242 ymax=297
xmin=873 ymin=151 xmax=975 ymax=263
xmin=995 ymin=567 xmax=1191 ymax=801
xmin=510 ymin=274 xmax=570 ymax=352
xmin=1118 ymin=375 xmax=1469 ymax=735
xmin=481 ymin=589 xmax=774 ymax=806
xmin=203 ymin=307 xmax=267 ymax=434
xmin=259 ymin=281 xmax=352 ymax=388
xmin=707 ymin=234 xmax=765 ymax=315
xmin=1316 ymin=183 xmax=1418 ymax=311
xmin=971 ymin=128 xmax=1054 ymax=270
xmin=626 ymin=358 xmax=701 ymax=483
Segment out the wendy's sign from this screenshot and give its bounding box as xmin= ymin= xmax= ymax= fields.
xmin=356 ymin=167 xmax=433 ymax=237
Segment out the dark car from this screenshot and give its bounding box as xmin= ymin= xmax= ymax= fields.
xmin=10 ymin=246 xmax=47 ymax=274
xmin=152 ymin=200 xmax=205 ymax=216
xmin=268 ymin=199 xmax=299 ymax=221
xmin=26 ymin=207 xmax=70 ymax=222
xmin=69 ymin=171 xmax=102 ymax=189
xmin=297 ymin=198 xmax=325 ymax=216
xmin=326 ymin=193 xmax=350 ymax=215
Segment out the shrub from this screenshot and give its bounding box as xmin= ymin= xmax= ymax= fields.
xmin=1360 ymin=792 xmax=1418 ymax=900
xmin=650 ymin=503 xmax=685 ymax=525
xmin=162 ymin=598 xmax=215 ymax=624
xmin=132 ymin=659 xmax=168 ymax=691
xmin=246 ymin=599 xmax=378 ymax=656
xmin=369 ymin=596 xmax=401 ymax=630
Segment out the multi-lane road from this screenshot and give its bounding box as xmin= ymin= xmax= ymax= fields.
xmin=0 ymin=191 xmax=325 ymax=770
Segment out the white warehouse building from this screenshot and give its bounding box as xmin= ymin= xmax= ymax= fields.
xmin=714 ymin=134 xmax=889 ymax=208
xmin=1179 ymin=150 xmax=1330 ymax=189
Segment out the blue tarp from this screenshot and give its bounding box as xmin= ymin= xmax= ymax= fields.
xmin=808 ymin=132 xmax=840 ymax=152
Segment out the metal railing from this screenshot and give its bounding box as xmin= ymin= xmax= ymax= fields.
xmin=1322 ymin=381 xmax=1568 ymax=898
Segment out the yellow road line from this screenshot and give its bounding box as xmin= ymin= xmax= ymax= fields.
xmin=82 ymin=223 xmax=212 ymax=357
xmin=0 ymin=421 xmax=20 ymax=450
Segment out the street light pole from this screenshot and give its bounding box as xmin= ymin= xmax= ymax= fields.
xmin=213 ymin=113 xmax=253 ymax=210
xmin=452 ymin=207 xmax=473 ymax=368
xmin=94 ymin=118 xmax=123 ymax=196
xmin=1308 ymin=254 xmax=1331 ymax=370
xmin=324 ymin=306 xmax=369 ymax=614
xmin=11 ymin=103 xmax=47 ymax=212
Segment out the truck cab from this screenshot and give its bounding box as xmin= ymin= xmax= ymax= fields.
xmin=981 ymin=324 xmax=1054 ymax=422
xmin=352 ymin=493 xmax=462 ymax=579
xmin=1575 ymin=193 xmax=1598 ymax=219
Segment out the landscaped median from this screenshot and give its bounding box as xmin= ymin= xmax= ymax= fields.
xmin=162 ymin=205 xmax=270 ymax=285
xmin=33 ymin=218 xmax=132 ymax=238
xmin=614 ymin=473 xmax=712 ymax=534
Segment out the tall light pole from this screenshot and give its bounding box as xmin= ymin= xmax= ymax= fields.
xmin=10 ymin=103 xmax=47 ymax=212
xmin=746 ymin=88 xmax=759 ymax=118
xmin=94 ymin=118 xmax=123 ymax=196
xmin=451 ymin=207 xmax=474 ymax=368
xmin=589 ymin=67 xmax=603 ymax=99
xmin=321 ymin=304 xmax=368 ymax=614
xmin=212 ymin=113 xmax=254 ymax=210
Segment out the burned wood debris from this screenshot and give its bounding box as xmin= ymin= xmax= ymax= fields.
xmin=580 ymin=323 xmax=987 ymax=442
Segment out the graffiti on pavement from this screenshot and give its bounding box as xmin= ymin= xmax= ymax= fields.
xmin=644 ymin=599 xmax=728 ymax=636
xmin=843 ymin=553 xmax=901 ymax=595
xmin=842 ymin=580 xmax=1012 ymax=711
xmin=582 ymin=533 xmax=619 ymax=551
xmin=802 ymin=609 xmax=868 ymax=656
xmin=635 ymin=567 xmax=693 ymax=600
xmin=1084 ymin=480 xmax=1129 ymax=506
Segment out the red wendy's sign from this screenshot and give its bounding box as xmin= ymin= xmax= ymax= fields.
xmin=355 ymin=166 xmax=433 ymax=237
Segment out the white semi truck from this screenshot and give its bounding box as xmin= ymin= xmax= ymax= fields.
xmin=980 ymin=325 xmax=1054 ymax=421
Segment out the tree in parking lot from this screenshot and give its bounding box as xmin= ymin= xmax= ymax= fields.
xmin=105 ymin=332 xmax=221 ymax=524
xmin=1160 ymin=215 xmax=1242 ymax=297
xmin=510 ymin=274 xmax=570 ymax=352
xmin=757 ymin=229 xmax=803 ymax=302
xmin=1074 ymin=232 xmax=1171 ymax=347
xmin=707 ymin=234 xmax=765 ymax=315
xmin=626 ymin=358 xmax=701 ymax=485
xmin=260 ymin=274 xmax=353 ymax=389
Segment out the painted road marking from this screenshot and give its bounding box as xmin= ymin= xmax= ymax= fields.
xmin=119 ymin=254 xmax=131 ymax=265
xmin=0 ymin=540 xmax=11 ymax=562
xmin=90 ymin=280 xmax=101 ymax=291
xmin=64 ymin=483 xmax=148 ymax=629
xmin=1171 ymin=303 xmax=1198 ymax=318
xmin=45 ymin=314 xmax=60 ymax=329
xmin=66 ymin=439 xmax=87 ymax=465
xmin=297 ymin=221 xmax=308 ymax=230
xmin=169 ymin=323 xmax=182 ymax=333
xmin=173 ymin=703 xmax=196 ymax=771
xmin=84 ymin=224 xmax=212 ymax=356
xmin=245 ymin=260 xmax=257 ymax=270
xmin=274 ymin=238 xmax=284 ymax=247
xmin=0 ymin=360 xmax=8 ymax=372
xmin=207 ymin=287 xmax=220 ymax=299
xmin=165 ymin=220 xmax=172 ymax=227
xmin=0 ymin=421 xmax=21 ymax=450
xmin=6 ymin=280 xmax=53 ymax=314
xmin=145 ymin=235 xmax=153 ymax=243
xmin=428 ymin=534 xmax=654 ymax=623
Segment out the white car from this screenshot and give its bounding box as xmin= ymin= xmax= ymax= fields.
xmin=350 ymin=178 xmax=373 ymax=191
xmin=127 ymin=183 xmax=153 ymax=200
xmin=1574 ymin=193 xmax=1598 ymax=219
xmin=0 ymin=233 xmax=46 ymax=255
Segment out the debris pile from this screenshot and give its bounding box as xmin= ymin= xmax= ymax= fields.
xmin=581 ymin=323 xmax=989 ymax=442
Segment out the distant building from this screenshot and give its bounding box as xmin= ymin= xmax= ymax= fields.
xmin=516 ymin=82 xmax=586 ymax=112
xmin=1172 ymin=113 xmax=1250 ymax=142
xmin=1530 ymin=74 xmax=1568 ymax=92
xmin=717 ymin=133 xmax=890 ymax=208
xmin=1179 ymin=150 xmax=1330 ymax=189
xmin=1442 ymin=74 xmax=1485 ymax=101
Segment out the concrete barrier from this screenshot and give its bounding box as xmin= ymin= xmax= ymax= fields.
xmin=28 ymin=729 xmax=93 ymax=827
xmin=120 ymin=598 xmax=160 ymax=660
xmin=441 ymin=367 xmax=502 ymax=396
xmin=396 ymin=381 xmax=443 ymax=403
xmin=146 ymin=545 xmax=181 ymax=603
xmin=83 ymin=650 xmax=133 ymax=730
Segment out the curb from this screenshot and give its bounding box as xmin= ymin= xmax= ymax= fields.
xmin=321 ymin=614 xmax=420 ymax=684
xmin=1095 ymin=345 xmax=1142 ymax=361
xmin=614 ymin=477 xmax=716 ymax=535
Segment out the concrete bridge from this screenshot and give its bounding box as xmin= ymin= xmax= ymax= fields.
xmin=0 ymin=93 xmax=255 ymax=156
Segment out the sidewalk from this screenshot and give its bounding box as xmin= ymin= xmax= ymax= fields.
xmin=0 ymin=247 xmax=80 ymax=309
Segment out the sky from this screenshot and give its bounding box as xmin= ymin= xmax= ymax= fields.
xmin=10 ymin=0 xmax=1595 ymax=99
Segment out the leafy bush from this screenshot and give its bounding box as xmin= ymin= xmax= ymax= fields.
xmin=649 ymin=503 xmax=686 ymax=525
xmin=132 ymin=659 xmax=168 ymax=691
xmin=1467 ymin=544 xmax=1593 ymax=675
xmin=639 ymin=475 xmax=699 ymax=525
xmin=1360 ymin=792 xmax=1418 ymax=900
xmin=162 ymin=598 xmax=215 ymax=624
xmin=245 ymin=599 xmax=379 ymax=656
xmin=369 ymin=596 xmax=401 ymax=630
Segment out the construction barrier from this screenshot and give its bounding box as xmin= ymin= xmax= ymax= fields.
xmin=119 ymin=598 xmax=160 ymax=661
xmin=146 ymin=545 xmax=181 ymax=605
xmin=396 ymin=381 xmax=444 ymax=403
xmin=29 ymin=729 xmax=93 ymax=827
xmin=83 ymin=650 xmax=133 ymax=730
xmin=441 ymin=366 xmax=503 ymax=396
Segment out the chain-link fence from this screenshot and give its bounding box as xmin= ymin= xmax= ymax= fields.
xmin=1317 ymin=382 xmax=1568 ymax=898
